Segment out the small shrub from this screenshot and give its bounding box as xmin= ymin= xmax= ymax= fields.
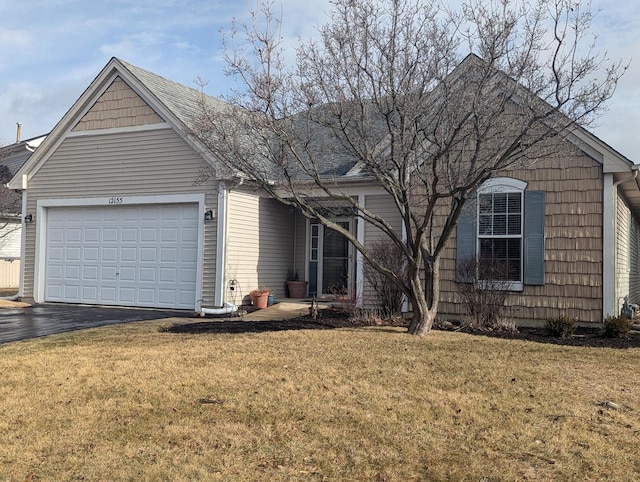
xmin=602 ymin=315 xmax=631 ymax=339
xmin=545 ymin=315 xmax=576 ymax=338
xmin=455 ymin=255 xmax=512 ymax=330
xmin=363 ymin=239 xmax=407 ymax=319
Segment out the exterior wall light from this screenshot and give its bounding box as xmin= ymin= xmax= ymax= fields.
xmin=204 ymin=209 xmax=214 ymax=221
xmin=24 ymin=214 xmax=33 ymax=223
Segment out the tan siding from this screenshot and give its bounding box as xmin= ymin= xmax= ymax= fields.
xmin=73 ymin=77 xmax=164 ymax=131
xmin=23 ymin=128 xmax=217 ymax=305
xmin=617 ymin=192 xmax=640 ymax=310
xmin=0 ymin=260 xmax=19 ymax=288
xmin=630 ymin=213 xmax=640 ymax=306
xmin=293 ymin=211 xmax=307 ymax=281
xmin=439 ymin=146 xmax=605 ymax=324
xmin=362 ymin=194 xmax=403 ymax=308
xmin=226 ymin=189 xmax=294 ymax=304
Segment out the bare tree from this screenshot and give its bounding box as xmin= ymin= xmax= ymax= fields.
xmin=190 ymin=0 xmax=626 ymax=335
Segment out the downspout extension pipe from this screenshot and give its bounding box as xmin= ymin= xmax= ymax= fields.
xmin=199 ymin=302 xmax=238 ymax=317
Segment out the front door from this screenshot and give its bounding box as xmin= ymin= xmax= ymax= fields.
xmin=309 ymin=220 xmax=353 ymax=297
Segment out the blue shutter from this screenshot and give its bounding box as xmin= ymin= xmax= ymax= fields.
xmin=456 ymin=203 xmax=477 ymax=282
xmin=523 ymin=190 xmax=545 ymax=285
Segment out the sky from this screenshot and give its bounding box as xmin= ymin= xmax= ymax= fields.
xmin=0 ymin=0 xmax=638 ymax=162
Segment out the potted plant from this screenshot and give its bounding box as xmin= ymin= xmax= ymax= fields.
xmin=250 ymin=287 xmax=270 ymax=309
xmin=287 ymin=272 xmax=308 ymax=299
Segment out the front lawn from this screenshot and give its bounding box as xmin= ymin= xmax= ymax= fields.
xmin=0 ymin=320 xmax=638 ymax=480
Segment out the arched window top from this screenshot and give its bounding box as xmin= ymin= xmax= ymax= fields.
xmin=478 ymin=177 xmax=527 ymax=194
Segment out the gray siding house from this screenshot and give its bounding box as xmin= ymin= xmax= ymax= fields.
xmin=7 ymin=57 xmax=640 ymax=324
xmin=0 ymin=135 xmax=46 ymax=288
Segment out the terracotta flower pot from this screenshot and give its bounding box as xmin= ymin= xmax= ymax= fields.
xmin=287 ymin=280 xmax=308 ymax=299
xmin=250 ymin=291 xmax=269 ymax=308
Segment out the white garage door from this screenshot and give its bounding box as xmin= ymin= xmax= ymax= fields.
xmin=45 ymin=203 xmax=199 ymax=309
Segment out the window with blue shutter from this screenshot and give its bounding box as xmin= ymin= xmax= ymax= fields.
xmin=456 ymin=178 xmax=545 ymax=289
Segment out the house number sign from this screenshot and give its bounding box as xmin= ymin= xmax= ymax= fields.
xmin=108 ymin=197 xmax=124 ymax=204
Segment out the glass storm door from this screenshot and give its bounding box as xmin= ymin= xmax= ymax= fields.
xmin=322 ymin=222 xmax=350 ymax=295
xmin=309 ymin=220 xmax=352 ymax=297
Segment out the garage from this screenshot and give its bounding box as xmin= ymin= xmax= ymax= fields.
xmin=44 ymin=203 xmax=200 ymax=310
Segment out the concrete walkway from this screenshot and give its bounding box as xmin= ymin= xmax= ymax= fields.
xmin=241 ymin=299 xmax=329 ymax=322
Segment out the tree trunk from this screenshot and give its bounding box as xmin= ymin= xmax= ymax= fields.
xmin=407 ymin=257 xmax=440 ymax=336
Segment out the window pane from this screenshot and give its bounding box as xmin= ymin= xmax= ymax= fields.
xmin=507 ymin=214 xmax=521 ymax=235
xmin=493 ymin=193 xmax=507 ymax=214
xmin=507 ymin=193 xmax=521 ymax=213
xmin=493 ymin=239 xmax=507 ymax=258
xmin=479 ymin=215 xmax=492 ymax=235
xmin=323 ymin=228 xmax=348 ymax=257
xmin=493 ymin=214 xmax=507 ymax=235
xmin=479 ymin=194 xmax=492 ymax=214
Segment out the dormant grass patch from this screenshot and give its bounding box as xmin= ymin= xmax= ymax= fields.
xmin=0 ymin=321 xmax=638 ymax=481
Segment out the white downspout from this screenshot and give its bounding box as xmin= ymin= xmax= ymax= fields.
xmin=214 ymin=183 xmax=228 ymax=307
xmin=18 ymin=190 xmax=27 ymax=298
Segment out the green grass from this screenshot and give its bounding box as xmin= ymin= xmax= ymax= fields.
xmin=0 ymin=321 xmax=638 ymax=481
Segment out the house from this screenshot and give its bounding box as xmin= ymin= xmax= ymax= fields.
xmin=0 ymin=134 xmax=46 ymax=289
xmin=7 ymin=57 xmax=639 ymax=324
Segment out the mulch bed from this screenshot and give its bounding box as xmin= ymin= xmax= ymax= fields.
xmin=459 ymin=325 xmax=640 ymax=349
xmin=164 ymin=306 xmax=640 ymax=348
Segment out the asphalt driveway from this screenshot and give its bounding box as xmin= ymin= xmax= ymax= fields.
xmin=0 ymin=304 xmax=190 ymax=345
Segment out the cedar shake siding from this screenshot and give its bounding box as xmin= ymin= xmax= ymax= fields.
xmin=439 ymin=147 xmax=605 ymax=324
xmin=73 ymin=77 xmax=164 ymax=131
xmin=226 ymin=189 xmax=295 ymax=303
xmin=22 ymin=128 xmax=217 ymax=306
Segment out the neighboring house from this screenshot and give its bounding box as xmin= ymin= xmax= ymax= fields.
xmin=7 ymin=57 xmax=639 ymax=324
xmin=0 ymin=135 xmax=46 ymax=289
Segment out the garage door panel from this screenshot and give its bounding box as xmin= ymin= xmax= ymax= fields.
xmin=161 ymin=248 xmax=178 ymax=262
xmin=82 ymin=286 xmax=98 ymax=301
xmin=182 ymin=227 xmax=198 ymax=242
xmin=48 ymin=247 xmax=63 ymax=261
xmin=83 ymin=247 xmax=99 ymax=261
xmin=121 ymin=247 xmax=137 ymax=262
xmin=47 ymin=285 xmax=62 ymax=299
xmin=119 ymin=266 xmax=137 ymax=281
xmin=181 ymin=268 xmax=197 ymax=283
xmin=65 ymin=266 xmax=80 ymax=280
xmin=101 ymin=266 xmax=118 ymax=280
xmin=48 ymin=265 xmax=63 ymax=279
xmin=49 ymin=228 xmax=64 ymax=242
xmin=141 ymin=228 xmax=157 ymax=242
xmin=159 ymin=267 xmax=177 ymax=282
xmin=140 ymin=248 xmax=157 ymax=262
xmin=182 ymin=247 xmax=197 ymax=263
xmin=100 ymin=286 xmax=117 ymax=303
xmin=122 ymin=228 xmax=138 ymax=242
xmin=103 ymin=228 xmax=119 ymax=243
xmin=82 ymin=266 xmax=98 ymax=280
xmin=67 ymin=229 xmax=82 ymax=243
xmin=64 ymin=285 xmax=80 ymax=300
xmin=118 ymin=288 xmax=136 ymax=303
xmin=138 ymin=288 xmax=156 ymax=303
xmin=162 ymin=227 xmax=178 ymax=242
xmin=139 ymin=267 xmax=157 ymax=282
xmin=66 ymin=247 xmax=81 ymax=261
xmin=102 ymin=248 xmax=118 ymax=262
xmin=84 ymin=228 xmax=100 ymax=242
